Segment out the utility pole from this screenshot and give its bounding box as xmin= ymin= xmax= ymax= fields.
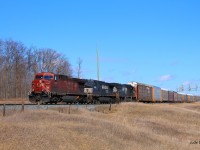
xmin=77 ymin=57 xmax=82 ymax=79
xmin=96 ymin=48 xmax=100 ymax=81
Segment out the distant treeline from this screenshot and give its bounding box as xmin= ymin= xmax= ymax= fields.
xmin=0 ymin=39 xmax=72 ymax=99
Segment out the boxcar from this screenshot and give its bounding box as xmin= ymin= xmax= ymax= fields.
xmin=193 ymin=95 xmax=200 ymax=102
xmin=173 ymin=92 xmax=178 ymax=102
xmin=193 ymin=95 xmax=196 ymax=102
xmin=152 ymin=86 xmax=161 ymax=102
xmin=128 ymin=82 xmax=153 ymax=102
xmin=161 ymin=88 xmax=168 ymax=102
xmin=186 ymin=94 xmax=190 ymax=103
xmin=182 ymin=94 xmax=187 ymax=103
xmin=187 ymin=94 xmax=194 ymax=103
xmin=168 ymin=91 xmax=174 ymax=102
xmin=190 ymin=94 xmax=194 ymax=102
xmin=196 ymin=96 xmax=200 ymax=102
xmin=191 ymin=95 xmax=195 ymax=102
xmin=177 ymin=93 xmax=183 ymax=103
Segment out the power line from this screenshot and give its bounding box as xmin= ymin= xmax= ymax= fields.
xmin=177 ymin=83 xmax=199 ymax=92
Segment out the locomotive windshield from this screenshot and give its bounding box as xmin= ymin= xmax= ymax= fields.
xmin=44 ymin=75 xmax=53 ymax=80
xmin=35 ymin=75 xmax=43 ymax=79
xmin=35 ymin=75 xmax=53 ymax=80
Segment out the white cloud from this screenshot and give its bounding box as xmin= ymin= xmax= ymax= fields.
xmin=158 ymin=74 xmax=173 ymax=81
xmin=182 ymin=81 xmax=191 ymax=85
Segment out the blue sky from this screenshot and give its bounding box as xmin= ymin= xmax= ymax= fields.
xmin=1 ymin=0 xmax=200 ymax=94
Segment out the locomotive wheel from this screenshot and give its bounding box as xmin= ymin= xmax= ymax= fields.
xmin=51 ymin=97 xmax=59 ymax=104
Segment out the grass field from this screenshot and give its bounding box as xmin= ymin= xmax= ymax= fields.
xmin=0 ymin=102 xmax=200 ymax=150
xmin=0 ymin=98 xmax=30 ymax=104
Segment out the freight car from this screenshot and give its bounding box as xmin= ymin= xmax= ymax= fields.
xmin=161 ymin=88 xmax=169 ymax=102
xmin=173 ymin=92 xmax=178 ymax=103
xmin=128 ymin=82 xmax=153 ymax=102
xmin=152 ymin=86 xmax=162 ymax=102
xmin=128 ymin=82 xmax=199 ymax=103
xmin=168 ymin=91 xmax=174 ymax=102
xmin=177 ymin=92 xmax=184 ymax=103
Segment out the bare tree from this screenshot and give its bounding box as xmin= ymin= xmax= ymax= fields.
xmin=0 ymin=40 xmax=4 ymax=70
xmin=0 ymin=39 xmax=26 ymax=98
xmin=0 ymin=39 xmax=73 ymax=99
xmin=0 ymin=39 xmax=4 ymax=98
xmin=32 ymin=48 xmax=72 ymax=76
xmin=55 ymin=55 xmax=72 ymax=76
xmin=24 ymin=47 xmax=36 ymax=97
xmin=0 ymin=40 xmax=28 ymax=99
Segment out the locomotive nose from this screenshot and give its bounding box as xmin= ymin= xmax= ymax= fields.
xmin=32 ymin=79 xmax=43 ymax=92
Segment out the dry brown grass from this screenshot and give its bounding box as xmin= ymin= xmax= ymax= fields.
xmin=0 ymin=102 xmax=200 ymax=150
xmin=0 ymin=98 xmax=30 ymax=104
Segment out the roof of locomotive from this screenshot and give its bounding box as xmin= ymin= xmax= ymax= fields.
xmin=109 ymin=82 xmax=122 ymax=87
xmin=128 ymin=81 xmax=153 ymax=87
xmin=35 ymin=72 xmax=55 ymax=75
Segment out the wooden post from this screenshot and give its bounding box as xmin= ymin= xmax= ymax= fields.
xmin=3 ymin=104 xmax=6 ymax=117
xmin=60 ymin=107 xmax=63 ymax=113
xmin=68 ymin=104 xmax=71 ymax=114
xmin=21 ymin=104 xmax=24 ymax=112
xmin=37 ymin=101 xmax=40 ymax=110
xmin=109 ymin=101 xmax=111 ymax=111
xmin=116 ymin=92 xmax=120 ymax=104
xmin=76 ymin=103 xmax=78 ymax=110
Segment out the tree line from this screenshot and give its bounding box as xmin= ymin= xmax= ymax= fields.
xmin=0 ymin=39 xmax=72 ymax=99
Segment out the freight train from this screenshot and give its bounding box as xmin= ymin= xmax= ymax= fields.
xmin=28 ymin=72 xmax=200 ymax=104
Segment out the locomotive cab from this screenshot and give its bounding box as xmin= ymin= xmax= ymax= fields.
xmin=32 ymin=72 xmax=54 ymax=93
xmin=29 ymin=72 xmax=54 ymax=103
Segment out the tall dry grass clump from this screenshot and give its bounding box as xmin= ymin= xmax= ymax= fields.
xmin=0 ymin=102 xmax=200 ymax=150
